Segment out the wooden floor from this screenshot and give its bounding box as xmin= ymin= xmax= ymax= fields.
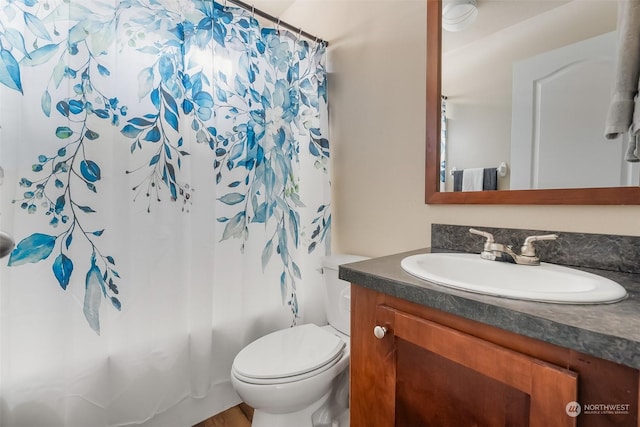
xmin=193 ymin=403 xmax=254 ymax=427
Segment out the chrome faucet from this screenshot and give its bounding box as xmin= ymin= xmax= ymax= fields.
xmin=469 ymin=228 xmax=558 ymax=266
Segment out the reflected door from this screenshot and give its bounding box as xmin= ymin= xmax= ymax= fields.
xmin=511 ymin=31 xmax=639 ymax=190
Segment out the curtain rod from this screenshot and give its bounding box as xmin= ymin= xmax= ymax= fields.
xmin=224 ymin=0 xmax=328 ymax=46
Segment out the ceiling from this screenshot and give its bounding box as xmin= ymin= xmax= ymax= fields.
xmin=241 ymin=0 xmax=296 ymax=20
xmin=240 ymin=0 xmax=618 ymax=56
xmin=442 ymin=0 xmax=618 ymax=104
xmin=443 ymin=0 xmax=572 ymax=53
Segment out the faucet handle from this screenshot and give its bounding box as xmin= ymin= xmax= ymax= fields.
xmin=469 ymin=228 xmax=494 ymax=243
xmin=520 ymin=234 xmax=558 ymax=257
xmin=469 ymin=228 xmax=497 ymax=260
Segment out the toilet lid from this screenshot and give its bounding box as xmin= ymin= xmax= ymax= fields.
xmin=233 ymin=324 xmax=345 ymax=380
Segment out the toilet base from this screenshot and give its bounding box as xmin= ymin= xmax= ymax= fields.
xmin=250 ymin=390 xmax=349 ymax=427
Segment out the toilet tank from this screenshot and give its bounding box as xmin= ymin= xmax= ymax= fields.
xmin=321 ymin=254 xmax=369 ymax=336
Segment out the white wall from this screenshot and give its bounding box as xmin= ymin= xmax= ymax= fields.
xmin=280 ymin=1 xmax=640 ymax=259
xmin=444 ymin=103 xmax=511 ymax=191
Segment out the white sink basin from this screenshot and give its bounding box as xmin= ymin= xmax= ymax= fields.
xmin=401 ymin=253 xmax=627 ymax=304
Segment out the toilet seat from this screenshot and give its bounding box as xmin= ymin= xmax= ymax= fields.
xmin=232 ymin=324 xmax=346 ymax=385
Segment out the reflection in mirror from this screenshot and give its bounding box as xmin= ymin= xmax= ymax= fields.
xmin=439 ymin=0 xmax=639 ymax=192
xmin=425 ymin=0 xmax=640 ymax=204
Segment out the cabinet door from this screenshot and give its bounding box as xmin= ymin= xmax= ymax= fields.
xmin=381 ymin=304 xmax=578 ymax=426
xmin=356 ymin=302 xmax=578 ymax=427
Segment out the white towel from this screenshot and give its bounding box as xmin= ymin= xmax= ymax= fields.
xmin=604 ymin=0 xmax=640 ymax=162
xmin=462 ymin=168 xmax=484 ymax=191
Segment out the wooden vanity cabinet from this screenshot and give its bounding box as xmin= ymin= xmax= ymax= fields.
xmin=350 ymin=285 xmax=639 ymax=427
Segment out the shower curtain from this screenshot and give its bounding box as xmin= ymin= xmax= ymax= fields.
xmin=0 ymin=1 xmax=330 ymax=425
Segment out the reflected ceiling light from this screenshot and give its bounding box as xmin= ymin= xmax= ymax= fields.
xmin=442 ymin=0 xmax=478 ymax=32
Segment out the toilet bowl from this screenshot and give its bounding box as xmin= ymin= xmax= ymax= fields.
xmin=231 ymin=324 xmax=350 ymax=426
xmin=230 ymin=254 xmax=367 ymax=427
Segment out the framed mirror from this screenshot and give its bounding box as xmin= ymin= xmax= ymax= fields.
xmin=425 ymin=0 xmax=640 ymax=204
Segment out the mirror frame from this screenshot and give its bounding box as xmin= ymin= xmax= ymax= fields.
xmin=425 ymin=0 xmax=640 ymax=205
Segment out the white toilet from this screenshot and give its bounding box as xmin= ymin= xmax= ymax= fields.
xmin=230 ymin=254 xmax=367 ymax=427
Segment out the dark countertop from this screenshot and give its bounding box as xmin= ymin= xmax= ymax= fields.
xmin=339 ymin=248 xmax=640 ymax=370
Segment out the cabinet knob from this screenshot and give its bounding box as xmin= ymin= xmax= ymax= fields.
xmin=373 ymin=325 xmax=387 ymax=339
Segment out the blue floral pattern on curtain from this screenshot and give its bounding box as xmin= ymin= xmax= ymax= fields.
xmin=0 ymin=0 xmax=330 ymax=333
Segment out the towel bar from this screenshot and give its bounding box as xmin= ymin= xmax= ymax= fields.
xmin=450 ymin=162 xmax=508 ymax=177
